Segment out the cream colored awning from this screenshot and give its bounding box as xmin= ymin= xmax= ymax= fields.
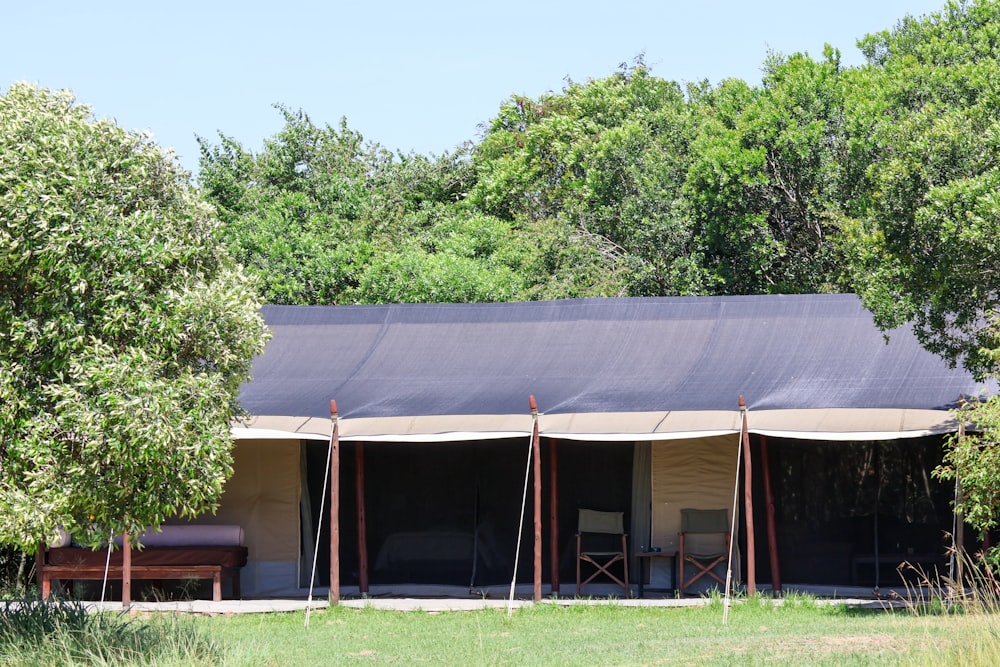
xmin=233 ymin=407 xmax=961 ymax=443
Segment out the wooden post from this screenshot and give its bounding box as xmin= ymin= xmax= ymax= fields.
xmin=122 ymin=530 xmax=131 ymax=608
xmin=955 ymin=419 xmax=966 ymax=590
xmin=759 ymin=435 xmax=781 ymax=592
xmin=329 ymin=400 xmax=341 ymax=605
xmin=356 ymin=441 xmax=369 ymax=595
xmin=530 ymin=396 xmax=542 ymax=602
xmin=549 ymin=437 xmax=560 ymax=595
xmin=35 ymin=543 xmax=44 ymax=595
xmin=739 ymin=396 xmax=756 ymax=595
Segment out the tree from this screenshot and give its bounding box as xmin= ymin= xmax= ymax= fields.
xmin=842 ymin=0 xmax=1000 ymax=553
xmin=0 ymin=84 xmax=269 ymax=550
xmin=685 ymin=49 xmax=852 ymax=294
xmin=933 ymin=398 xmax=1000 ymax=562
xmin=472 ymin=60 xmax=714 ymax=297
xmin=847 ymin=0 xmax=1000 ymax=380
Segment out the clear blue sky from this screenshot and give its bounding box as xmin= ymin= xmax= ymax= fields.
xmin=3 ymin=1 xmax=948 ymax=175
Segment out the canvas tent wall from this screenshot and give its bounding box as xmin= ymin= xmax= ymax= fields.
xmin=187 ymin=437 xmax=305 ymax=597
xmin=230 ymin=295 xmax=996 ymax=596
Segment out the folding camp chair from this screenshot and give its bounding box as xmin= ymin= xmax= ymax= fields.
xmin=576 ymin=509 xmax=629 ymax=598
xmin=678 ymin=508 xmax=730 ymax=595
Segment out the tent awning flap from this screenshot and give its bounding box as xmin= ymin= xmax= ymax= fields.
xmin=339 ymin=414 xmax=533 ymax=442
xmin=539 ymin=410 xmax=742 ymax=441
xmin=746 ymin=408 xmax=962 ymax=441
xmin=233 ymin=416 xmax=331 ymax=440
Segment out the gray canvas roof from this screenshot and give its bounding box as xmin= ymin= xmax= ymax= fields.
xmin=236 ymin=295 xmax=995 ymax=441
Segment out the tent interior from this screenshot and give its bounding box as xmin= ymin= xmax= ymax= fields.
xmin=760 ymin=434 xmax=967 ymax=588
xmin=302 ymin=438 xmax=635 ymax=590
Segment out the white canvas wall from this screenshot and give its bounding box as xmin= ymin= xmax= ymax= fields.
xmin=196 ymin=438 xmax=302 ymax=597
xmin=651 ymin=434 xmax=742 ymax=590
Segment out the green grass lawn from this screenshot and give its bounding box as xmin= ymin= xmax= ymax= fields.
xmin=195 ymin=598 xmax=1000 ymax=666
xmin=3 ymin=596 xmax=997 ymax=666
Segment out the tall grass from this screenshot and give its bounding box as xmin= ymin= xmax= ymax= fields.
xmin=0 ymin=599 xmax=224 ymax=666
xmin=889 ymin=546 xmax=1000 ymax=666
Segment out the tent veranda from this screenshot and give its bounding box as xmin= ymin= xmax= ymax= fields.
xmin=230 ymin=295 xmax=994 ymax=599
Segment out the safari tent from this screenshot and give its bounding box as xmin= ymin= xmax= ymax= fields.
xmin=219 ymin=295 xmax=994 ymax=598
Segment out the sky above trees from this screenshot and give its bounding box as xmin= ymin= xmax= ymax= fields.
xmin=2 ymin=0 xmax=947 ymax=174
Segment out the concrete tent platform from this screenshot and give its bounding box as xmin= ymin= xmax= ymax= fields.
xmin=77 ymin=583 xmax=917 ymax=614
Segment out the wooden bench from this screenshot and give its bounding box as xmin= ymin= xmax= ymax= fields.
xmin=37 ymin=526 xmax=248 ymax=606
xmin=39 ymin=563 xmax=241 ymax=602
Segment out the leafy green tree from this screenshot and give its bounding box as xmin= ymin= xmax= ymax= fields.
xmin=685 ymin=49 xmax=852 ymax=294
xmin=472 ymin=60 xmax=713 ymax=296
xmin=0 ymin=84 xmax=269 ymax=550
xmin=353 ymin=207 xmax=522 ymax=302
xmin=199 ymin=108 xmax=378 ymax=304
xmin=847 ymin=0 xmax=1000 ymax=381
xmin=933 ymin=399 xmax=1000 ymax=557
xmin=200 ymin=107 xmax=490 ymax=304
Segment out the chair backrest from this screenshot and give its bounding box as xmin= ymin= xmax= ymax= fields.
xmin=578 ymin=509 xmax=625 ymax=535
xmin=680 ymin=508 xmax=729 ymax=534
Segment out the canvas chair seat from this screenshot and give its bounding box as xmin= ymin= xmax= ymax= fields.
xmin=678 ymin=508 xmax=730 ymax=595
xmin=576 ymin=509 xmax=629 ymax=598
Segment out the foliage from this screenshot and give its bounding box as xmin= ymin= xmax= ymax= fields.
xmin=685 ymin=49 xmax=853 ymax=294
xmin=0 ymin=599 xmax=221 ymax=666
xmin=472 ymin=59 xmax=715 ymax=297
xmin=934 ymin=398 xmax=1000 ymax=544
xmin=847 ymin=0 xmax=1000 ymax=380
xmin=0 ymin=84 xmax=269 ymax=550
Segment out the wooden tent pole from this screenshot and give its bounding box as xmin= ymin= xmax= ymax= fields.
xmin=549 ymin=437 xmax=560 ymax=595
xmin=954 ymin=418 xmax=966 ymax=590
xmin=122 ymin=530 xmax=131 ymax=608
xmin=530 ymin=396 xmax=542 ymax=602
xmin=759 ymin=435 xmax=781 ymax=592
xmin=329 ymin=400 xmax=341 ymax=605
xmin=356 ymin=441 xmax=369 ymax=595
xmin=739 ymin=396 xmax=756 ymax=595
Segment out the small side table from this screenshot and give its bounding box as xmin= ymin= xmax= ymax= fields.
xmin=635 ymin=550 xmax=677 ymax=598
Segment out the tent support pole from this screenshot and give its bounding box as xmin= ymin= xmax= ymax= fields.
xmin=873 ymin=442 xmax=881 ymax=591
xmin=329 ymin=401 xmax=341 ymax=605
xmin=549 ymin=437 xmax=560 ymax=595
xmin=759 ymin=435 xmax=781 ymax=592
xmin=952 ymin=418 xmax=966 ymax=593
xmin=122 ymin=530 xmax=131 ymax=608
xmin=356 ymin=441 xmax=369 ymax=596
xmin=740 ymin=396 xmax=756 ymax=595
xmin=531 ymin=396 xmax=542 ymax=602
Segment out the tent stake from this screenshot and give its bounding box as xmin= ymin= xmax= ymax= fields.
xmin=740 ymin=396 xmax=756 ymax=595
